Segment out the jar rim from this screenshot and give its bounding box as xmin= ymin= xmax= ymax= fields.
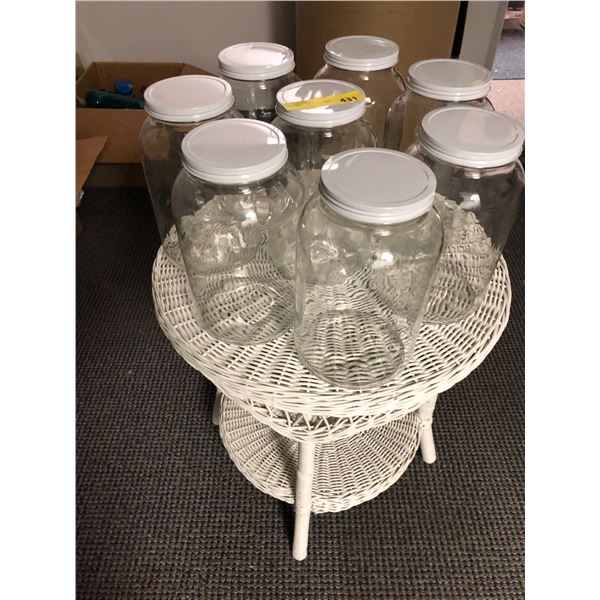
xmin=275 ymin=79 xmax=367 ymax=128
xmin=218 ymin=42 xmax=296 ymax=80
xmin=319 ymin=148 xmax=436 ymax=225
xmin=143 ymin=75 xmax=235 ymax=122
xmin=406 ymin=59 xmax=492 ymax=101
xmin=323 ymin=35 xmax=399 ymax=71
xmin=418 ymin=106 xmax=524 ymax=168
xmin=181 ymin=119 xmax=289 ymax=184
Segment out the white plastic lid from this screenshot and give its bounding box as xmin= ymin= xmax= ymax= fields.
xmin=319 ymin=149 xmax=436 ymax=224
xmin=181 ymin=118 xmax=288 ymax=184
xmin=218 ymin=42 xmax=295 ymax=81
xmin=419 ymin=106 xmax=525 ymax=168
xmin=406 ymin=59 xmax=492 ymax=101
xmin=143 ymin=75 xmax=234 ymax=123
xmin=323 ymin=35 xmax=399 ymax=71
xmin=275 ymin=79 xmax=366 ymax=128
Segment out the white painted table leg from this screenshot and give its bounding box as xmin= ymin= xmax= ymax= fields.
xmin=212 ymin=391 xmax=222 ymax=426
xmin=292 ymin=440 xmax=316 ymax=561
xmin=419 ymin=395 xmax=438 ymax=464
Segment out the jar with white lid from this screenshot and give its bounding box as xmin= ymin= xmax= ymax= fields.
xmin=407 ymin=106 xmax=525 ymax=323
xmin=171 ymin=119 xmax=303 ymax=345
xmin=295 ymin=149 xmax=442 ymax=389
xmin=218 ymin=42 xmax=300 ymax=123
xmin=384 ymin=58 xmax=493 ymax=152
xmin=271 ymin=79 xmax=377 ymax=199
xmin=314 ymin=35 xmax=405 ymax=142
xmin=139 ymin=75 xmax=241 ymax=266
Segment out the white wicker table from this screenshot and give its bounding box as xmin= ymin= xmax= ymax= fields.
xmin=152 ymin=247 xmax=511 ymax=560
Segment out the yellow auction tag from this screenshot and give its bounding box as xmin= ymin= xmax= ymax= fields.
xmin=282 ymin=90 xmax=366 ymax=111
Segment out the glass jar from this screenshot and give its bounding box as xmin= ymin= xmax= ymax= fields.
xmin=314 ymin=35 xmax=405 ymax=143
xmin=139 ymin=75 xmax=241 ymax=266
xmin=407 ymin=106 xmax=525 ymax=323
xmin=218 ymin=42 xmax=300 ymax=123
xmin=172 ymin=119 xmax=304 ymax=345
xmin=296 ymin=149 xmax=442 ymax=389
xmin=272 ymin=79 xmax=377 ymax=199
xmin=384 ymin=58 xmax=493 ymax=152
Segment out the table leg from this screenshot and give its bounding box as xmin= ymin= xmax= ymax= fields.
xmin=419 ymin=395 xmax=438 ymax=464
xmin=292 ymin=440 xmax=316 ymax=561
xmin=212 ymin=391 xmax=222 ymax=426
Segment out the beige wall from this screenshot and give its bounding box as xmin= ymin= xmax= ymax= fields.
xmin=76 ymin=1 xmax=296 ymax=74
xmin=77 ymin=1 xmax=506 ymax=78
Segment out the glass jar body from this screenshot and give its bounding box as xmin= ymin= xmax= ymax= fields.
xmin=171 ymin=165 xmax=304 ymax=345
xmin=384 ymin=90 xmax=493 ymax=152
xmin=295 ymin=196 xmax=443 ymax=389
xmin=408 ymin=144 xmax=524 ymax=323
xmin=313 ymin=64 xmax=405 ymax=143
xmin=271 ymin=116 xmax=377 ymax=199
xmin=222 ymin=72 xmax=301 ymax=123
xmin=139 ymin=109 xmax=241 ymax=266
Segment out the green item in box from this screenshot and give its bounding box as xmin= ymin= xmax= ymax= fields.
xmin=85 ymin=89 xmax=144 ymax=109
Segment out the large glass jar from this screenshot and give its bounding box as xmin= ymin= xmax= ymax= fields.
xmin=314 ymin=35 xmax=405 ymax=143
xmin=384 ymin=58 xmax=493 ymax=152
xmin=296 ymin=149 xmax=442 ymax=389
xmin=407 ymin=106 xmax=525 ymax=323
xmin=218 ymin=42 xmax=300 ymax=123
xmin=172 ymin=119 xmax=304 ymax=345
xmin=272 ymin=79 xmax=377 ymax=199
xmin=139 ymin=75 xmax=241 ymax=266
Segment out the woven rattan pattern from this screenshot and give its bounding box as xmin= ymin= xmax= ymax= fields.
xmin=153 ymin=249 xmax=511 ymax=425
xmin=219 ymin=396 xmax=421 ymax=513
xmin=77 ymin=188 xmax=524 ymax=599
xmin=426 ymin=199 xmax=498 ymax=323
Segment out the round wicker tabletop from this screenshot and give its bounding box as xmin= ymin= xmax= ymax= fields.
xmin=152 ymin=246 xmax=511 ymax=441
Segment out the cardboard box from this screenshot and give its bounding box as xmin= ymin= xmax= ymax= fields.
xmin=76 ymin=61 xmax=213 ymax=186
xmin=76 ymin=136 xmax=108 ymax=198
xmin=295 ymin=1 xmax=460 ymax=80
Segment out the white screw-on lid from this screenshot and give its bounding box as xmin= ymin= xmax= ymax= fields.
xmin=143 ymin=75 xmax=234 ymax=123
xmin=275 ymin=79 xmax=366 ymax=128
xmin=319 ymin=149 xmax=436 ymax=224
xmin=324 ymin=35 xmax=399 ymax=71
xmin=218 ymin=42 xmax=295 ymax=81
xmin=181 ymin=119 xmax=288 ymax=184
xmin=419 ymin=106 xmax=525 ymax=168
xmin=406 ymin=59 xmax=492 ymax=101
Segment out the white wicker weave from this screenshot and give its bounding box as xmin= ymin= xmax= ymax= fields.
xmin=219 ymin=395 xmax=421 ymax=513
xmin=152 ymin=244 xmax=512 ymax=560
xmin=152 ymin=248 xmax=511 ymax=439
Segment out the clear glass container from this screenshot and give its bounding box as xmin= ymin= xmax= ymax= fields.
xmin=218 ymin=42 xmax=300 ymax=123
xmin=384 ymin=58 xmax=493 ymax=152
xmin=407 ymin=106 xmax=525 ymax=323
xmin=272 ymin=79 xmax=377 ymax=199
xmin=139 ymin=75 xmax=241 ymax=266
xmin=295 ymin=149 xmax=442 ymax=389
xmin=172 ymin=119 xmax=303 ymax=345
xmin=314 ymin=35 xmax=405 ymax=143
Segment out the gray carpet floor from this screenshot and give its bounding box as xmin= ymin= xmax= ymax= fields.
xmin=493 ymin=26 xmax=525 ymax=80
xmin=77 ymin=188 xmax=524 ymax=599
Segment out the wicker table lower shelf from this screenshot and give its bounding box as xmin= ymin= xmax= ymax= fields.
xmin=219 ymin=395 xmax=421 ymax=514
